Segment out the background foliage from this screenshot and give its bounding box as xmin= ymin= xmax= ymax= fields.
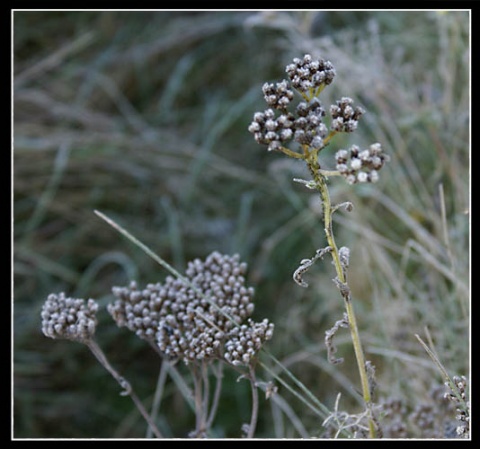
xmin=14 ymin=10 xmax=469 ymax=438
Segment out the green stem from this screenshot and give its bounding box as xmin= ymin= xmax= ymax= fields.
xmin=306 ymin=155 xmax=376 ymax=439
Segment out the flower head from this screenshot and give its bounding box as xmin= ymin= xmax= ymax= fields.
xmin=330 ymin=97 xmax=365 ymax=133
xmin=41 ymin=292 xmax=98 ymax=343
xmin=108 ymin=251 xmax=273 ymax=365
xmin=285 ymin=54 xmax=336 ymax=92
xmin=335 ymin=143 xmax=389 ymax=184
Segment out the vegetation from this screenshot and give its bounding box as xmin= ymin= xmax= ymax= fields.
xmin=14 ymin=11 xmax=469 ymax=438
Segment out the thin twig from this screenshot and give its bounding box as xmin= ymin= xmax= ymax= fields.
xmin=85 ymin=339 xmax=163 ymax=438
xmin=246 ymin=365 xmax=259 ymax=438
xmin=146 ymin=361 xmax=170 ymax=438
xmin=191 ymin=365 xmax=206 ymax=437
xmin=201 ymin=362 xmax=210 ymax=432
xmin=206 ymin=362 xmax=224 ymax=428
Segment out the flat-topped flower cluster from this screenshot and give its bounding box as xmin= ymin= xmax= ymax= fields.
xmin=42 ymin=251 xmax=273 ymax=367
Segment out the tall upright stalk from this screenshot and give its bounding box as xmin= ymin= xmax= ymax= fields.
xmin=249 ymin=54 xmax=389 ymax=438
xmin=306 ymin=153 xmax=376 ymax=438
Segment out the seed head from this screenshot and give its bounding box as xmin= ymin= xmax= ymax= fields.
xmin=335 ymin=143 xmax=389 ymax=184
xmin=108 ymin=251 xmax=273 ymax=365
xmin=330 ymin=97 xmax=365 ymax=133
xmin=41 ymin=292 xmax=98 ymax=343
xmin=285 ymin=54 xmax=336 ymax=92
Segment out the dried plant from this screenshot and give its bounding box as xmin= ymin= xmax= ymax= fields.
xmin=36 ymin=41 xmax=469 ymax=439
xmin=41 ymin=251 xmax=274 ymax=438
xmin=249 ymin=53 xmax=390 ymax=438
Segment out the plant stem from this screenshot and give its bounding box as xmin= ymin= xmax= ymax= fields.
xmin=306 ymin=155 xmax=376 ymax=438
xmin=192 ymin=364 xmax=206 ymax=437
xmin=86 ymin=339 xmax=163 ymax=438
xmin=247 ymin=364 xmax=259 ymax=438
xmin=206 ymin=361 xmax=224 ymax=428
xmin=146 ymin=360 xmax=169 ymax=438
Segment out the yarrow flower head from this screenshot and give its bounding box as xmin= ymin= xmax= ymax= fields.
xmin=335 ymin=143 xmax=389 ymax=185
xmin=262 ymin=80 xmax=294 ymax=110
xmin=248 ymin=54 xmax=338 ymax=154
xmin=285 ymin=54 xmax=336 ymax=92
xmin=330 ymin=97 xmax=365 ymax=133
xmin=108 ymin=251 xmax=274 ymax=366
xmin=224 ymin=318 xmax=274 ymax=366
xmin=248 ymin=53 xmax=383 ymax=172
xmin=41 ymin=292 xmax=98 ymax=343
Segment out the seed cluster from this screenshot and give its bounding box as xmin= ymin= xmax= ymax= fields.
xmin=224 ymin=318 xmax=274 ymax=366
xmin=249 ymin=54 xmax=389 ymax=185
xmin=262 ymin=80 xmax=294 ymax=110
xmin=379 ymin=398 xmax=408 ymax=438
xmin=330 ymin=97 xmax=365 ymax=133
xmin=372 ymin=379 xmax=470 ymax=439
xmin=335 ymin=143 xmax=389 ymax=184
xmin=249 ymin=54 xmax=365 ymax=156
xmin=285 ymin=54 xmax=336 ymax=92
xmin=444 ymin=376 xmax=470 ymax=438
xmin=248 ymin=98 xmax=328 ymax=152
xmin=108 ymin=251 xmax=273 ymax=365
xmin=108 ymin=281 xmax=165 ymax=342
xmin=41 ymin=292 xmax=98 ymax=342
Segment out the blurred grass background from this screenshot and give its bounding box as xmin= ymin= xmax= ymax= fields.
xmin=13 ymin=10 xmax=469 ymax=438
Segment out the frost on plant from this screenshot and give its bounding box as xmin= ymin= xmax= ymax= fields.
xmin=108 ymin=251 xmax=274 ymax=366
xmin=249 ymin=53 xmax=390 ymax=439
xmin=41 ymin=293 xmax=98 ymax=343
xmin=40 ymin=250 xmax=274 ymax=438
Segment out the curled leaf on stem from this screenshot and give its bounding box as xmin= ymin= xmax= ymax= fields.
xmin=333 ymin=277 xmax=351 ymax=300
xmin=325 ymin=313 xmax=349 ymax=364
xmin=119 ymin=377 xmax=132 ymax=396
xmin=293 ymin=246 xmax=332 ymax=288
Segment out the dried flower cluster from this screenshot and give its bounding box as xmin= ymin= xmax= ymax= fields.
xmin=249 ymin=54 xmax=389 ymax=186
xmin=330 ymin=97 xmax=365 ymax=133
xmin=285 ymin=54 xmax=336 ymax=93
xmin=108 ymin=251 xmax=273 ymax=365
xmin=444 ymin=376 xmax=470 ymax=438
xmin=262 ymin=80 xmax=294 ymax=110
xmin=224 ymin=318 xmax=274 ymax=366
xmin=374 ymin=379 xmax=470 ymax=439
xmin=335 ymin=143 xmax=389 ymax=184
xmin=248 ymin=55 xmax=339 ymax=153
xmin=248 ymin=101 xmax=328 ymax=153
xmin=41 ymin=292 xmax=98 ymax=342
xmin=322 ymin=382 xmax=471 ymax=440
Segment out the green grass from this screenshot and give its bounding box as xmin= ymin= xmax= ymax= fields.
xmin=14 ymin=10 xmax=469 ymax=438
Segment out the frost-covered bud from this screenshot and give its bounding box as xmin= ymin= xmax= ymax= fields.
xmin=350 ymin=158 xmax=362 ymax=170
xmin=369 ymin=170 xmax=379 ymax=183
xmin=335 ymin=149 xmax=349 ymax=162
xmin=223 ymin=318 xmax=274 ymax=366
xmin=357 ymin=171 xmax=368 ymax=183
xmin=311 ymin=136 xmax=324 ymax=150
